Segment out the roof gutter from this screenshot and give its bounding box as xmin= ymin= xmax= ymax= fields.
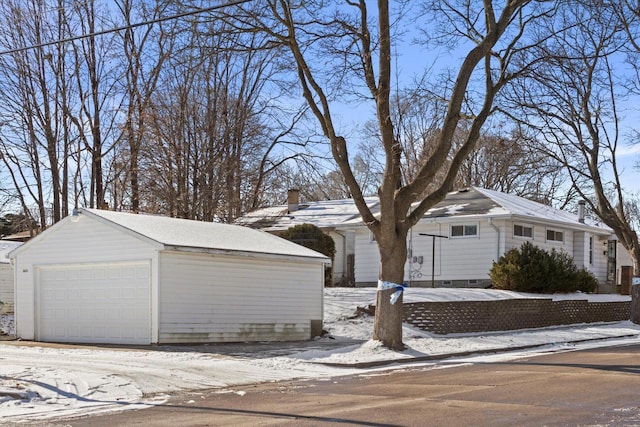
xmin=423 ymin=212 xmax=610 ymax=235
xmin=163 ymin=245 xmax=330 ymax=264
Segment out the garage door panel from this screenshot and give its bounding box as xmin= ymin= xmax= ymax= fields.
xmin=38 ymin=262 xmax=151 ymax=345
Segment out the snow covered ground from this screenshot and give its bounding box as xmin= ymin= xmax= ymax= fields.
xmin=1 ymin=288 xmax=639 ymax=423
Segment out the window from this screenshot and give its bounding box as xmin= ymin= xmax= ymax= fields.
xmin=450 ymin=224 xmax=478 ymax=238
xmin=546 ymin=229 xmax=564 ymax=242
xmin=514 ymin=224 xmax=533 ymax=239
xmin=589 ymin=236 xmax=593 ymax=264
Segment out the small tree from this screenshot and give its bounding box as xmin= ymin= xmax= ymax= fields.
xmin=279 ymin=224 xmax=336 ymax=286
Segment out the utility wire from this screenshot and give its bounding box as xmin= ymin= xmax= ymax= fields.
xmin=0 ymin=0 xmax=253 ymax=56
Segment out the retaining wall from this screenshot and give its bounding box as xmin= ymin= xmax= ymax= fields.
xmin=402 ymin=299 xmax=631 ymax=335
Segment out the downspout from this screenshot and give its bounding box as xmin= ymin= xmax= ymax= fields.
xmin=489 ymin=217 xmax=500 ymax=260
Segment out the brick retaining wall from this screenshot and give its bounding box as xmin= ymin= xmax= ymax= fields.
xmin=401 ymin=299 xmax=631 ymax=335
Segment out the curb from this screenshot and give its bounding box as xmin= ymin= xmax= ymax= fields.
xmin=317 ymin=333 xmax=640 ymax=369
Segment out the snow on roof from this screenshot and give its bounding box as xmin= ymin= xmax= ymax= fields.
xmin=81 ymin=209 xmax=328 ymax=262
xmin=235 ymin=197 xmax=379 ymax=231
xmin=236 ymin=188 xmax=611 ymax=234
xmin=0 ymin=240 xmax=21 ymax=264
xmin=417 ymin=188 xmax=608 ymax=233
xmin=475 ymin=187 xmax=609 ymax=231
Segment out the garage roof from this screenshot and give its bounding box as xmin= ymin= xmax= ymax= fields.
xmin=80 ymin=209 xmax=330 ymax=262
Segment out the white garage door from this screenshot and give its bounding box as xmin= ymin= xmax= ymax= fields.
xmin=37 ymin=262 xmax=151 ymax=345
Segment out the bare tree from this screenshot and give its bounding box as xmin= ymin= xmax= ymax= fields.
xmin=503 ymin=3 xmax=640 ymax=277
xmin=231 ymin=0 xmax=556 ymax=349
xmin=139 ymin=15 xmax=316 ymax=222
xmin=454 ymin=129 xmax=569 ymax=205
xmin=113 ymin=0 xmax=175 ymax=213
xmin=65 ymin=0 xmax=120 ymax=210
xmin=0 ymin=0 xmax=80 ymax=227
xmin=388 ymin=85 xmax=569 ymax=204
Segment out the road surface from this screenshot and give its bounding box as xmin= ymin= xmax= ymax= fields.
xmin=49 ymin=343 xmax=640 ymax=426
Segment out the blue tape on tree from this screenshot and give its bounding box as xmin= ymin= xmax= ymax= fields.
xmin=377 ymin=280 xmax=405 ymax=305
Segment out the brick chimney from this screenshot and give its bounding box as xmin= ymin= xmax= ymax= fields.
xmin=578 ymin=200 xmax=585 ymax=223
xmin=287 ymin=189 xmax=300 ymax=213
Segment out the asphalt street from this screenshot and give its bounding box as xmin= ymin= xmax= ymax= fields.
xmin=44 ymin=343 xmax=640 ymax=427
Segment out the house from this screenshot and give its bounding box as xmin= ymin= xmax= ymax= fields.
xmin=238 ymin=188 xmax=629 ymax=292
xmin=10 ymin=208 xmax=328 ymax=345
xmin=353 ymin=187 xmax=618 ymax=289
xmin=0 ymin=240 xmax=22 ymax=314
xmin=236 ymin=189 xmax=379 ymax=285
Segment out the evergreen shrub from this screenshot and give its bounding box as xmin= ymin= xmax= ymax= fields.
xmin=490 ymin=241 xmax=597 ymax=293
xmin=279 ymin=223 xmax=336 ymax=286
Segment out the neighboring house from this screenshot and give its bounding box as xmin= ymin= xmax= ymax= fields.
xmin=10 ymin=208 xmax=328 ymax=345
xmin=2 ymin=229 xmax=40 ymax=242
xmin=238 ymin=188 xmax=629 ymax=292
xmin=0 ymin=240 xmax=22 ymax=314
xmin=236 ymin=189 xmax=379 ymax=285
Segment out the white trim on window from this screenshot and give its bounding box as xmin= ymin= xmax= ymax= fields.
xmin=546 ymin=228 xmax=564 ymax=243
xmin=513 ymin=223 xmax=533 ymax=239
xmin=450 ymin=223 xmax=478 ymax=238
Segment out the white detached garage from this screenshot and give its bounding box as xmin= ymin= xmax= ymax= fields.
xmin=10 ymin=209 xmax=328 ymax=345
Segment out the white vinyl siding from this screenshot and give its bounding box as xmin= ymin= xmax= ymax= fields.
xmin=505 ymin=221 xmax=573 ymax=254
xmin=413 ymin=222 xmax=494 ymax=281
xmin=588 ymin=235 xmax=610 ymax=282
xmin=13 ymin=216 xmax=158 ymax=341
xmin=354 ymin=229 xmax=383 ymax=284
xmin=158 ymin=251 xmax=323 ymax=343
xmin=355 ymin=221 xmax=499 ymax=284
xmin=0 ymin=265 xmax=14 ymax=314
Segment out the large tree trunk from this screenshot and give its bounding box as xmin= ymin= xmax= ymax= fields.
xmin=373 ymin=231 xmax=408 ymax=350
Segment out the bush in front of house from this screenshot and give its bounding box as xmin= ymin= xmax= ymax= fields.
xmin=490 ymin=241 xmax=597 ymax=293
xmin=575 ymin=268 xmax=599 ymax=293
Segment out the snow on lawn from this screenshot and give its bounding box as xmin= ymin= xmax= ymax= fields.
xmin=1 ymin=288 xmax=639 ymax=423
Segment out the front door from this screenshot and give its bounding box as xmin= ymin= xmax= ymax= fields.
xmin=607 ymin=240 xmax=617 ymax=283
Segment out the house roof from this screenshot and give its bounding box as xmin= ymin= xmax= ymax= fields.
xmin=0 ymin=240 xmax=21 ymax=264
xmin=29 ymin=209 xmax=328 ymax=262
xmin=234 ymin=197 xmax=379 ymax=231
xmin=237 ymin=188 xmax=610 ymax=234
xmin=421 ymin=187 xmax=609 ymax=233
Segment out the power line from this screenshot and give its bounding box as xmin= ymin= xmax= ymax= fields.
xmin=0 ymin=0 xmax=253 ymax=56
